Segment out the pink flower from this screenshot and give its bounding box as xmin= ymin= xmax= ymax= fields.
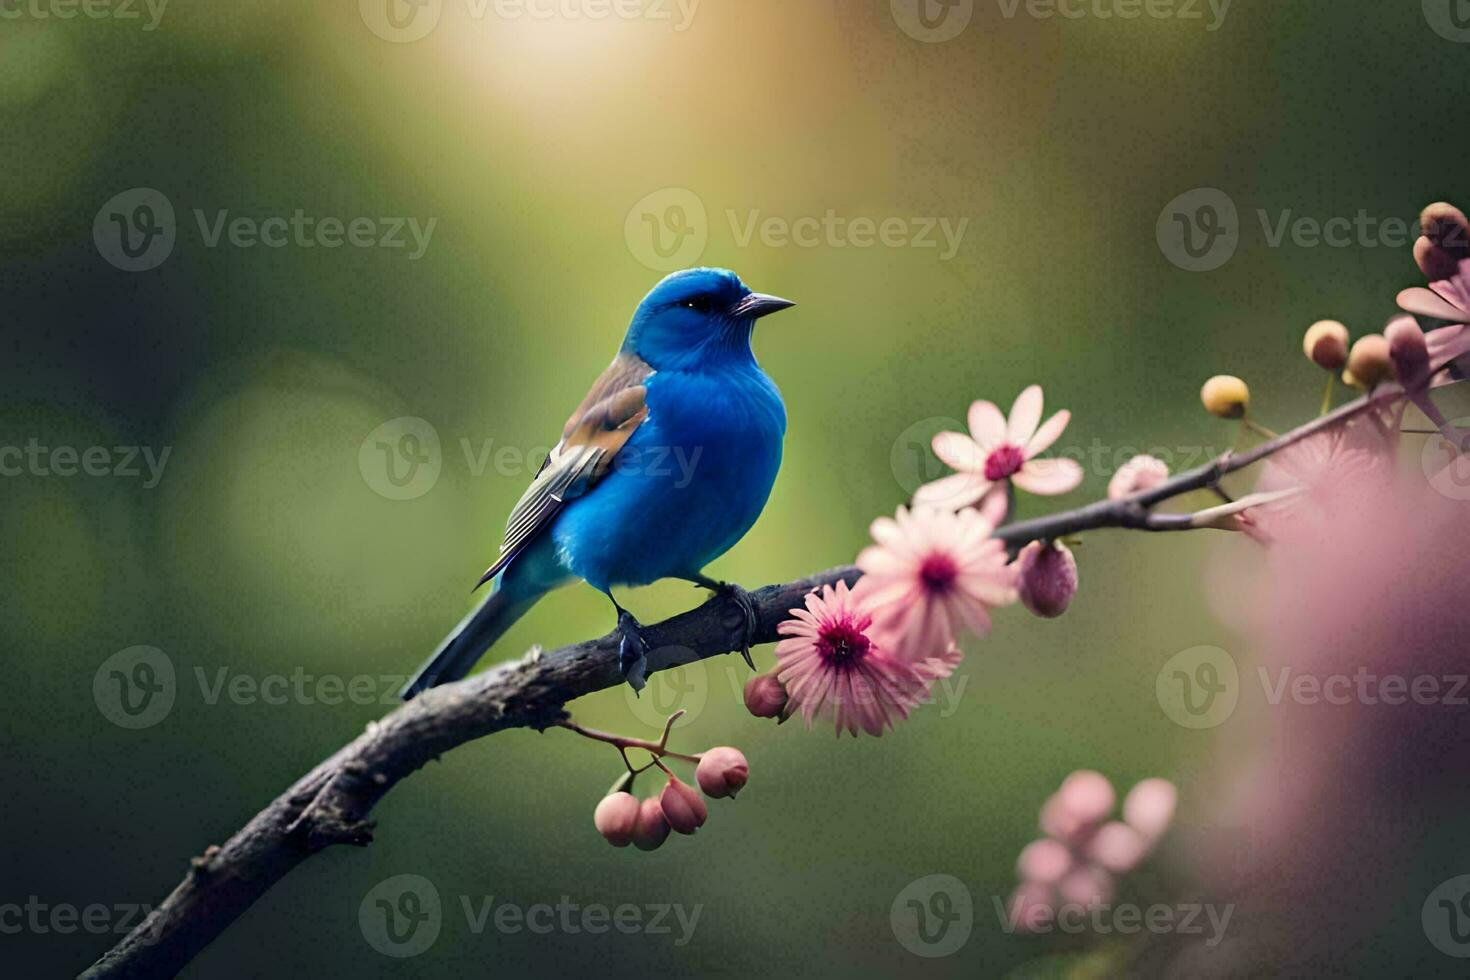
xmin=1107 ymin=454 xmax=1170 ymax=500
xmin=914 ymin=385 xmax=1083 ymax=509
xmin=1246 ymin=420 xmax=1393 ymax=542
xmin=774 ymin=581 xmax=956 ymax=737
xmin=856 ymin=506 xmax=1016 ymax=662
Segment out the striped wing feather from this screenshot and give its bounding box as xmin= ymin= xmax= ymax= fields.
xmin=474 ymin=353 xmax=651 ymax=589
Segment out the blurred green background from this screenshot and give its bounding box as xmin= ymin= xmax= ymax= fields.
xmin=3 ymin=0 xmax=1468 ymax=976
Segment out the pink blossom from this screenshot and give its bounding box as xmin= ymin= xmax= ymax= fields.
xmin=774 ymin=581 xmax=957 ymax=737
xmin=1246 ymin=420 xmax=1393 ymax=542
xmin=1108 ymin=454 xmax=1170 ymax=500
xmin=856 ymin=506 xmax=1016 ymax=662
xmin=914 ymin=385 xmax=1083 ymax=509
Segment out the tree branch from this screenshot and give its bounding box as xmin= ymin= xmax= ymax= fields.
xmin=82 ymin=382 xmax=1409 ymax=978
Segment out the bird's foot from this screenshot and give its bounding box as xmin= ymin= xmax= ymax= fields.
xmin=698 ymin=579 xmax=758 ymax=671
xmin=616 ymin=609 xmax=651 ymax=693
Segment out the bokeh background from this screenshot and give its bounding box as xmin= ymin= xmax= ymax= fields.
xmin=4 ymin=0 xmax=1470 ymax=975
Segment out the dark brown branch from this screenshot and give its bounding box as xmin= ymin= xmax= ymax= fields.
xmin=83 ymin=383 xmax=1408 ymax=978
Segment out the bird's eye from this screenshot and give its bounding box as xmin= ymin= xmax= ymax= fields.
xmin=679 ymin=295 xmax=714 ymax=313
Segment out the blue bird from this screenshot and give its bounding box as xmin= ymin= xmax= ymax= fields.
xmin=400 ymin=268 xmax=794 ymax=698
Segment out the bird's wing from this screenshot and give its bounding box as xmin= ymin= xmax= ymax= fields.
xmin=475 ymin=352 xmax=652 ymax=589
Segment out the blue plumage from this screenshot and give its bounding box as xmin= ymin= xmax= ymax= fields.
xmin=401 ymin=268 xmax=794 ymax=698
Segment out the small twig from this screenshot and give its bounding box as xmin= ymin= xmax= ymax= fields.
xmin=556 ymin=715 xmax=703 ymax=765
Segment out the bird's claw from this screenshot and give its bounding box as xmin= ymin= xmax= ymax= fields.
xmin=616 ymin=610 xmax=651 ymax=693
xmin=712 ymin=581 xmax=758 ymax=671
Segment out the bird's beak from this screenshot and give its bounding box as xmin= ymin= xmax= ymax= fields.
xmin=730 ymin=292 xmax=796 ymax=320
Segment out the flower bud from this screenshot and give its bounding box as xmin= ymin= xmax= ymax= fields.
xmin=631 ymin=796 xmax=670 ymax=851
xmin=1302 ymin=320 xmax=1349 ymax=371
xmin=1107 ymin=454 xmax=1169 ymax=501
xmin=743 ymin=673 xmax=788 ymax=720
xmin=1016 ymin=838 xmax=1071 ymax=885
xmin=1415 ymin=235 xmax=1461 ymax=282
xmin=1122 ymin=778 xmax=1177 ymax=842
xmin=695 ymin=746 xmax=749 ymax=799
xmin=658 ymin=775 xmax=708 ymax=835
xmin=1016 ymin=541 xmax=1077 ymax=619
xmin=1345 ymin=334 xmax=1391 ymax=388
xmin=1085 ymin=820 xmax=1149 ymax=874
xmin=593 ymin=791 xmax=640 ymax=847
xmin=1386 ymin=316 xmax=1429 ymax=388
xmin=1200 ymin=375 xmax=1249 ymax=419
xmin=1421 ymin=202 xmax=1470 ymax=255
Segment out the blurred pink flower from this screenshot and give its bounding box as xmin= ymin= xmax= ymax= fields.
xmin=774 ymin=580 xmax=955 ymax=737
xmin=1007 ymin=772 xmax=1177 ymax=933
xmin=856 ymin=505 xmax=1016 ymax=662
xmin=914 ymin=385 xmax=1083 ymax=509
xmin=1245 ymin=419 xmax=1394 ymax=542
xmin=1108 ymin=454 xmax=1170 ymax=500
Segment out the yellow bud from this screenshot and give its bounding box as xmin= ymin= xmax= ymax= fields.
xmin=1345 ymin=334 xmax=1392 ymax=388
xmin=1200 ymin=375 xmax=1250 ymax=419
xmin=1341 ymin=369 xmax=1360 ymax=389
xmin=1302 ymin=320 xmax=1349 ymax=371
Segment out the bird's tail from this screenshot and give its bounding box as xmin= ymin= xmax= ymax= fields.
xmin=399 ymin=582 xmax=543 ymax=699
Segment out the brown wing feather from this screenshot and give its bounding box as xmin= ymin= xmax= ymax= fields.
xmin=474 ymin=352 xmax=652 ymax=589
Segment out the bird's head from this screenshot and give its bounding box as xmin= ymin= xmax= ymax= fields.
xmin=622 ymin=268 xmax=795 ymax=371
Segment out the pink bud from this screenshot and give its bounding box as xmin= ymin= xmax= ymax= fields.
xmin=658 ymin=775 xmax=708 ymax=835
xmin=1057 ymin=865 xmax=1114 ymax=908
xmin=1123 ymin=778 xmax=1177 ymax=842
xmin=1008 ymin=881 xmax=1056 ymax=933
xmin=1055 ymin=770 xmax=1115 ymax=826
xmin=1386 ymin=315 xmax=1430 ymax=389
xmin=631 ymin=796 xmax=670 ymax=851
xmin=695 ymin=746 xmax=748 ymax=799
xmin=1017 ymin=541 xmax=1078 ymax=618
xmin=1016 ymin=838 xmax=1072 ymax=884
xmin=1086 ymin=820 xmax=1149 ymax=874
xmin=593 ymin=791 xmax=640 ymax=847
xmin=743 ymin=673 xmax=788 ymax=719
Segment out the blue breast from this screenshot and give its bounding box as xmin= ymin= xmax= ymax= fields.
xmin=550 ymin=366 xmax=786 ymax=590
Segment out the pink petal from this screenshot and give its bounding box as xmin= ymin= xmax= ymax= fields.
xmin=1397 ymin=286 xmax=1467 ymax=322
xmin=931 ymin=431 xmax=985 ymax=471
xmin=1007 ymin=385 xmax=1044 ymax=446
xmin=967 ymin=400 xmax=1007 ymax=449
xmin=1026 ymin=410 xmax=1071 ymax=456
xmin=1013 ymin=457 xmax=1083 ymax=495
xmin=913 ymin=472 xmax=992 ymax=509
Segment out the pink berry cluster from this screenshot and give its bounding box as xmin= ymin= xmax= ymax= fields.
xmin=1008 ymin=771 xmax=1177 ymax=932
xmin=592 ymin=747 xmax=748 ymax=851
